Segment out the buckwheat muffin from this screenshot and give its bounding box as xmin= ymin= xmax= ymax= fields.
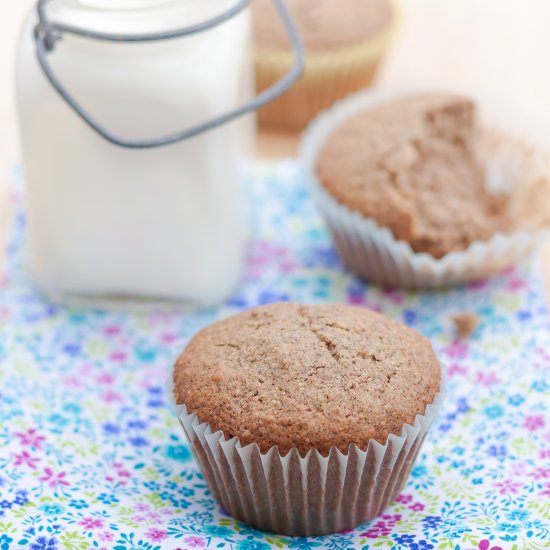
xmin=303 ymin=90 xmax=550 ymax=288
xmin=253 ymin=0 xmax=396 ymax=130
xmin=172 ymin=302 xmax=444 ymax=536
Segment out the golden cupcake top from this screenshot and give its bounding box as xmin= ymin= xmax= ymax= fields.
xmin=173 ymin=302 xmax=441 ymax=456
xmin=253 ymin=0 xmax=393 ymax=52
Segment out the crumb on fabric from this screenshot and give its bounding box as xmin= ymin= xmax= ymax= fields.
xmin=452 ymin=312 xmax=479 ymax=340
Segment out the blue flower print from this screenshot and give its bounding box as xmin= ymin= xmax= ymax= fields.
xmin=507 ymin=509 xmax=530 ymax=522
xmin=531 ymin=380 xmax=549 ymax=392
xmin=68 ymin=499 xmax=88 ymax=509
xmin=127 ymin=420 xmax=147 ymax=430
xmin=0 ymin=534 xmax=13 ymax=550
xmin=483 ymin=404 xmax=504 ymax=419
xmin=508 ymin=394 xmax=525 ymax=406
xmin=102 ymin=422 xmax=120 ymax=434
xmin=39 ymin=503 xmax=64 ymax=516
xmin=287 ymin=538 xmax=324 ymax=549
xmin=129 ymin=436 xmax=149 ymax=447
xmin=30 ymin=537 xmax=57 ymax=550
xmin=97 ymin=492 xmax=119 ymax=504
xmin=422 ymin=516 xmax=442 ymax=529
xmin=236 ymin=541 xmax=271 ymax=550
xmin=410 ymin=541 xmax=434 ymax=550
xmin=487 ymin=445 xmax=507 ymax=458
xmin=394 ymin=534 xmax=415 ymax=544
xmin=411 ymin=464 xmax=428 ymax=478
xmin=165 ymin=444 xmax=191 ymax=462
xmin=203 ymin=525 xmax=234 ymax=538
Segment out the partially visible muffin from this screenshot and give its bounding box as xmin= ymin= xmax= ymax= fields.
xmin=316 ymin=94 xmax=511 ymax=258
xmin=253 ymin=0 xmax=395 ymax=130
xmin=305 ymin=91 xmax=550 ymax=288
xmin=172 ymin=302 xmax=443 ymax=536
xmin=174 ymin=302 xmax=440 ymax=456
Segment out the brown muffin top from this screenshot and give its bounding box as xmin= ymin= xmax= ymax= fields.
xmin=253 ymin=0 xmax=392 ymax=52
xmin=173 ymin=302 xmax=441 ymax=456
xmin=315 ymin=94 xmax=512 ymax=258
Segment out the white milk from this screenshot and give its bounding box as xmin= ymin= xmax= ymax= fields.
xmin=17 ymin=0 xmax=254 ymax=305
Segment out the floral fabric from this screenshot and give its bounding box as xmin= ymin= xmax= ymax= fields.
xmin=0 ymin=161 xmax=549 ymax=550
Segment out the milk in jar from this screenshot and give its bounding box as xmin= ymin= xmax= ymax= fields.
xmin=17 ymin=0 xmax=255 ymax=305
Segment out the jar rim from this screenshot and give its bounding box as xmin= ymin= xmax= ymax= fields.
xmin=46 ymin=0 xmax=244 ymax=36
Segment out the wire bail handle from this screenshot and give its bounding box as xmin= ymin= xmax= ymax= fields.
xmin=33 ymin=0 xmax=304 ymax=149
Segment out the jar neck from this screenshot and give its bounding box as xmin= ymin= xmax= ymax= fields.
xmin=46 ymin=0 xmax=240 ymax=35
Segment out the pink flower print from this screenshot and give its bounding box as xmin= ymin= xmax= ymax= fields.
xmin=381 ymin=288 xmax=404 ymax=305
xmin=161 ymin=333 xmax=177 ymax=344
xmin=101 ymin=390 xmax=122 ymax=403
xmin=96 ymin=373 xmax=115 ymax=385
xmin=536 ymin=346 xmax=550 ymax=362
xmin=38 ymin=468 xmax=70 ymax=489
xmin=475 ymin=371 xmax=499 ymax=387
xmin=395 ymin=494 xmax=413 ymax=504
xmin=509 ymin=462 xmax=527 ymax=476
xmin=145 ymin=529 xmax=167 ymax=542
xmin=15 ymin=428 xmax=46 ymax=450
xmin=506 ymin=276 xmax=527 ymax=291
xmin=104 ymin=325 xmax=121 ymax=336
xmin=135 ymin=503 xmax=151 ymax=512
xmin=494 ymin=480 xmax=521 ymax=495
xmin=540 ymin=482 xmax=550 ymax=497
xmin=79 ymin=517 xmax=104 ymax=530
xmin=530 ymin=467 xmax=550 ymax=480
xmin=109 ymin=351 xmax=127 ymax=362
xmin=469 ymin=278 xmax=489 ymax=290
xmin=539 ymin=449 xmax=550 ymax=459
xmin=360 ymin=514 xmax=401 ymax=538
xmin=479 ymin=540 xmax=503 ymax=550
xmin=524 ymin=415 xmax=545 ymax=431
xmin=147 ymin=512 xmax=162 ymax=523
xmin=182 ymin=536 xmax=206 ymax=548
xmin=110 ymin=463 xmax=131 ymax=480
xmin=280 ymin=259 xmax=298 ymax=273
xmin=63 ymin=377 xmax=83 ymax=388
xmin=409 ymin=502 xmax=425 ymax=512
xmin=444 ymin=341 xmax=468 ymax=359
xmin=98 ymin=532 xmax=114 ymax=542
xmin=13 ymin=451 xmax=40 ymax=469
xmin=448 ymin=363 xmax=468 ymax=377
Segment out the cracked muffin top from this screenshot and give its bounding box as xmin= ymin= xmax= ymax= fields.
xmin=173 ymin=302 xmax=441 ymax=456
xmin=315 ymin=94 xmax=512 ymax=258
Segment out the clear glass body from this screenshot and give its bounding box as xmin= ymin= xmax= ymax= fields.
xmin=17 ymin=0 xmax=254 ymax=306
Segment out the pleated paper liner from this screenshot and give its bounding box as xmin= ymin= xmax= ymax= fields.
xmin=168 ymin=370 xmax=446 ymax=537
xmin=254 ymin=7 xmax=398 ymax=131
xmin=300 ymin=88 xmax=550 ymax=289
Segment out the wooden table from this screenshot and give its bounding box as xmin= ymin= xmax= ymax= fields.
xmin=1 ymin=0 xmax=549 ymax=297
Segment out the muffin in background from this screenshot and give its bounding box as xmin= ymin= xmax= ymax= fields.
xmin=253 ymin=0 xmax=396 ymax=130
xmin=302 ymin=89 xmax=550 ymax=289
xmin=171 ymin=302 xmax=444 ymax=536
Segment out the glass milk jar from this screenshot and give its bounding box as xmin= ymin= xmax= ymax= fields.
xmin=17 ymin=0 xmax=301 ymax=305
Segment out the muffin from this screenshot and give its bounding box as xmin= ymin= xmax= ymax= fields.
xmin=253 ymin=0 xmax=396 ymax=130
xmin=302 ymin=89 xmax=550 ymax=288
xmin=171 ymin=302 xmax=444 ymax=536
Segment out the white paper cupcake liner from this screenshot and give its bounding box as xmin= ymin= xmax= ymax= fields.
xmin=167 ymin=369 xmax=446 ymax=536
xmin=300 ymin=88 xmax=550 ymax=289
